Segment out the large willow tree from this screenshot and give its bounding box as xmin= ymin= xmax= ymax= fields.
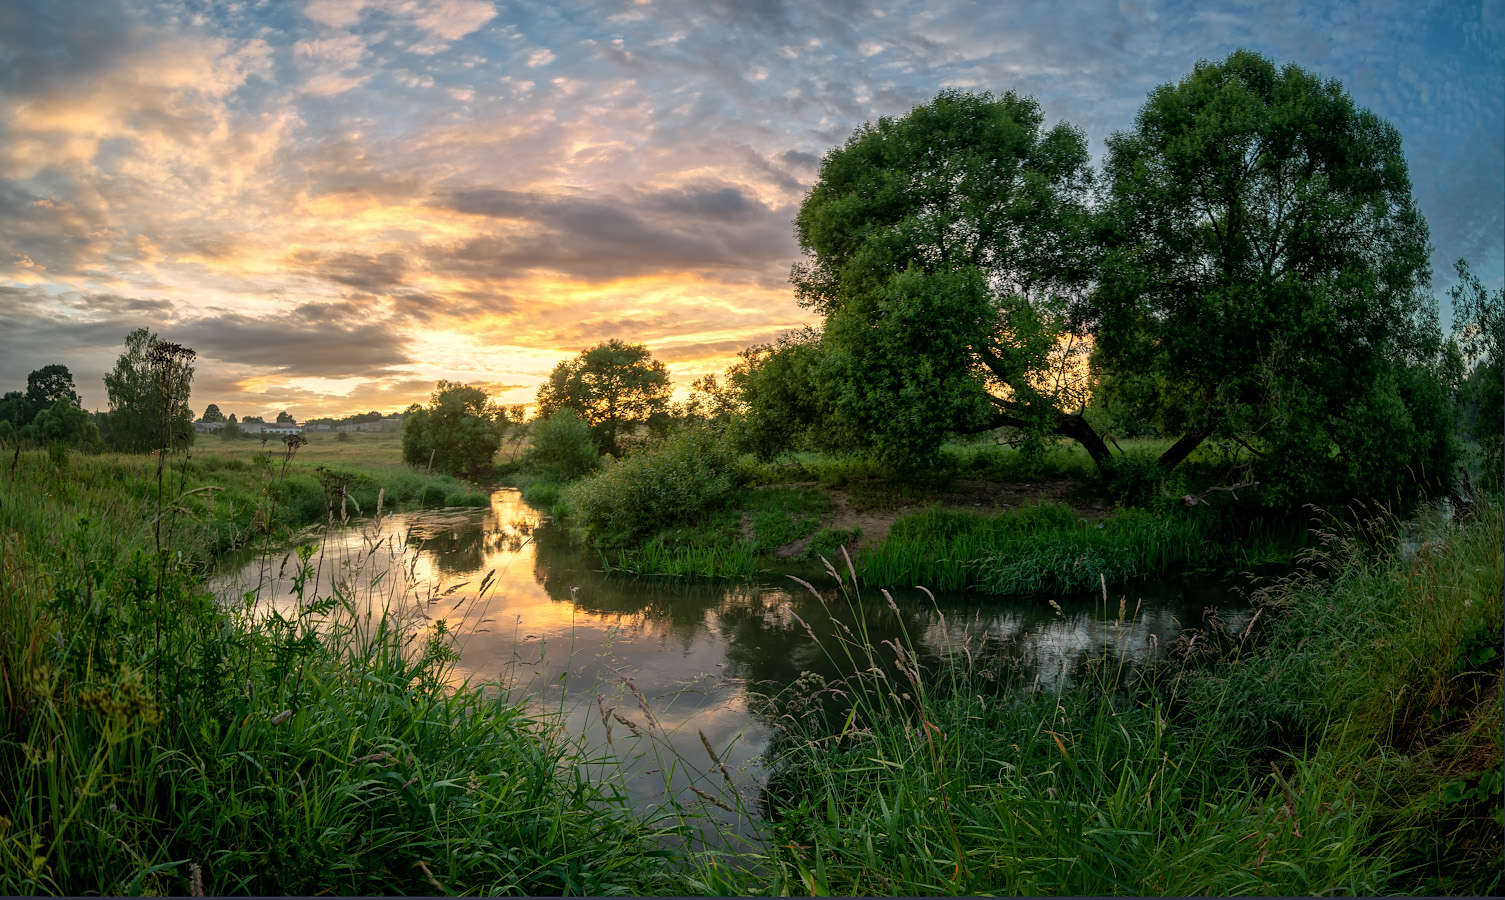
xmin=1095 ymin=49 xmax=1453 ymax=499
xmin=783 ymin=88 xmax=1104 ymax=471
xmin=755 ymin=55 xmax=1453 ymax=501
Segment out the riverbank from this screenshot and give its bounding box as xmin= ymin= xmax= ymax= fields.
xmin=4 ymin=444 xmax=1497 ymax=894
xmin=755 ymin=498 xmax=1503 ymax=895
xmin=0 ymin=449 xmax=695 ymax=895
xmin=543 ymin=434 xmax=1309 ymax=592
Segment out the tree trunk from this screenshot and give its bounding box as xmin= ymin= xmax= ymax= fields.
xmin=962 ymin=409 xmax=1113 ymax=480
xmin=1052 ymin=412 xmax=1112 ymax=478
xmin=1157 ymin=429 xmax=1208 ymax=472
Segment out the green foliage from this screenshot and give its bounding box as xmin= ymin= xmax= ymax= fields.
xmin=535 ymin=339 xmax=672 ymax=458
xmin=1096 ymin=49 xmax=1453 ymax=500
xmin=103 ymin=328 xmax=196 ymax=452
xmin=724 ymin=330 xmax=825 ymax=460
xmin=566 ymin=425 xmax=746 ymax=546
xmin=860 ymin=503 xmax=1303 ymax=595
xmin=1449 ymin=258 xmax=1503 ymax=491
xmin=747 ymin=486 xmax=831 ymax=550
xmin=25 ymin=364 xmax=82 ymax=417
xmin=803 ymin=526 xmax=860 ymax=560
xmin=526 ymin=408 xmax=599 ymax=479
xmin=219 ymin=421 xmax=245 ymax=440
xmin=0 ymin=391 xmax=27 ymax=440
xmin=1103 ymin=450 xmax=1168 ymax=508
xmin=0 ymin=451 xmax=682 ymax=896
xmin=783 ymin=88 xmax=1098 ymax=471
xmin=759 ymin=503 xmax=1501 ymax=896
xmin=400 ymin=381 xmax=502 ymax=477
xmin=607 ymin=537 xmax=758 ymax=579
xmin=200 ymin=403 xmax=226 ymax=423
xmin=22 ymin=398 xmax=104 ymax=451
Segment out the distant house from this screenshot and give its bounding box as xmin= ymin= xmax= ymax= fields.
xmin=193 ymin=420 xmax=226 ymax=435
xmin=260 ymin=421 xmax=303 ymax=436
xmin=305 ymin=422 xmax=331 ymax=432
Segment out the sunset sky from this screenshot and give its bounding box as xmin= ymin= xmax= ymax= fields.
xmin=1 ymin=0 xmax=1500 ymax=420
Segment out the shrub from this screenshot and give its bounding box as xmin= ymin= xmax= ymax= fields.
xmin=1104 ymin=450 xmax=1166 ymax=508
xmin=527 ymin=409 xmax=599 ymax=479
xmin=566 ymin=425 xmax=745 ymax=546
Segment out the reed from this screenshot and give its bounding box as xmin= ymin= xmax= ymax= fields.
xmin=607 ymin=538 xmax=759 ymax=579
xmin=859 ymin=503 xmax=1306 ymax=595
xmin=0 ymin=448 xmax=687 ymax=895
xmin=754 ymin=498 xmax=1502 ymax=896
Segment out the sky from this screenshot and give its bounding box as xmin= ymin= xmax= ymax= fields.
xmin=1 ymin=0 xmax=1500 ymax=421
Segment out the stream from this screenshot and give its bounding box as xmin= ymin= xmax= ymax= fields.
xmin=211 ymin=487 xmax=1255 ymax=852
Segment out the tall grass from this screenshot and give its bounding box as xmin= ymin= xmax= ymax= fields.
xmin=859 ymin=502 xmax=1305 ymax=595
xmin=607 ymin=539 xmax=759 ymax=579
xmin=752 ymin=499 xmax=1502 ymax=895
xmin=0 ymin=449 xmax=688 ymax=895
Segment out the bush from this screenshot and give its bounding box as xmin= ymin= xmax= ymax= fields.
xmin=1104 ymin=450 xmax=1167 ymax=508
xmin=402 ymin=381 xmax=501 ymax=476
xmin=527 ymin=409 xmax=599 ymax=479
xmin=566 ymin=425 xmax=745 ymax=546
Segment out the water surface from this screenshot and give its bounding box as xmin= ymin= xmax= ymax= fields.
xmin=213 ymin=487 xmax=1254 ymax=848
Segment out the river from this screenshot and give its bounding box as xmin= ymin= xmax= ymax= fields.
xmin=211 ymin=486 xmax=1254 ymax=852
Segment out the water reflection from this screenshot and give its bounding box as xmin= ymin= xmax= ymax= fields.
xmin=213 ymin=487 xmax=1252 ymax=847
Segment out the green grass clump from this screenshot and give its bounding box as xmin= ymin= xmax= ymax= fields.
xmin=757 ymin=498 xmax=1502 ymax=895
xmin=608 ymin=537 xmax=758 ymax=579
xmin=747 ymin=486 xmax=830 ymax=550
xmin=0 ymin=449 xmax=688 ymax=896
xmin=860 ymin=503 xmax=1304 ymax=595
xmin=803 ymin=526 xmax=861 ymax=560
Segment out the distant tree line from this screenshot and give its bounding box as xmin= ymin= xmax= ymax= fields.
xmin=0 ymin=328 xmax=198 ymax=453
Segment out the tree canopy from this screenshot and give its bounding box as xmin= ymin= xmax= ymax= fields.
xmin=201 ymin=403 xmax=226 ymax=423
xmin=103 ymin=329 xmax=196 ymax=452
xmin=1094 ymin=49 xmax=1451 ymax=498
xmin=781 ymin=88 xmax=1101 ymax=470
xmin=1450 ymin=258 xmax=1503 ymax=491
xmin=535 ymin=340 xmax=672 ymax=457
xmin=26 ymin=365 xmax=82 ymax=413
xmin=738 ymin=55 xmax=1457 ymax=504
xmin=402 ymin=381 xmax=502 ymax=476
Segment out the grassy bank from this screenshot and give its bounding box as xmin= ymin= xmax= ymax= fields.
xmin=755 ymin=499 xmax=1503 ymax=895
xmin=0 ymin=448 xmax=689 ymax=895
xmin=859 ymin=502 xmax=1305 ymax=595
xmin=162 ymin=433 xmax=489 ymax=559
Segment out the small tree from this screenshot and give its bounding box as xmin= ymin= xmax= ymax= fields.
xmin=201 ymin=403 xmax=226 ymax=423
xmin=535 ymin=340 xmax=673 ymax=457
xmin=26 ymin=365 xmax=82 ymax=414
xmin=276 ymin=410 xmax=295 ymax=425
xmin=402 ymin=381 xmax=502 ymax=476
xmin=0 ymin=391 xmax=27 ymax=440
xmin=23 ymin=398 xmax=102 ymax=450
xmin=1450 ymin=258 xmax=1504 ymax=491
xmin=526 ymin=409 xmax=599 ymax=479
xmin=103 ymin=328 xmax=195 ymax=452
xmin=221 ymin=420 xmax=245 ymax=440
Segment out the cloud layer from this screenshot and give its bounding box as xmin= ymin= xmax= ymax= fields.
xmin=1 ymin=0 xmax=1499 ymax=418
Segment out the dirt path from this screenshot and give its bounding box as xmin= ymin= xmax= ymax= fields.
xmin=771 ymin=478 xmax=1112 ymax=558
